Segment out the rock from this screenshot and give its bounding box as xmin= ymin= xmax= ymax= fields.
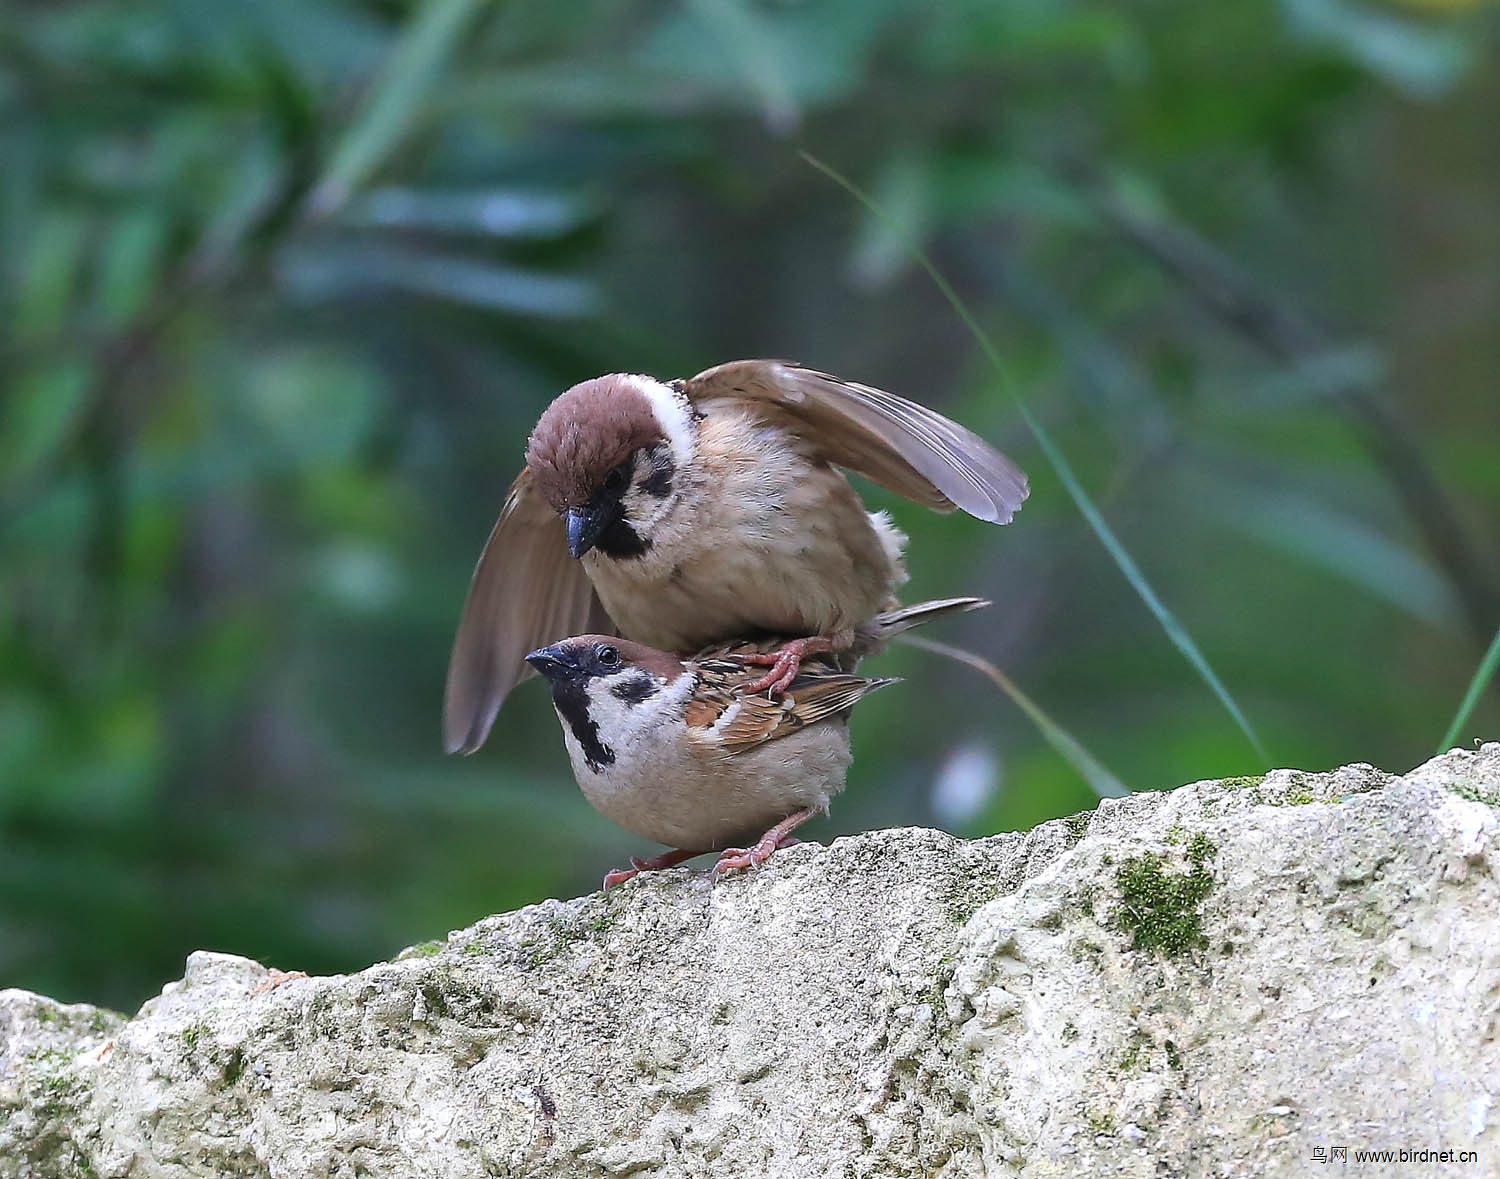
xmin=3 ymin=747 xmax=1499 ymax=1178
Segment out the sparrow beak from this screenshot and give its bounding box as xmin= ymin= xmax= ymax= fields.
xmin=563 ymin=505 xmax=608 ymax=560
xmin=525 ymin=645 xmax=575 ymax=680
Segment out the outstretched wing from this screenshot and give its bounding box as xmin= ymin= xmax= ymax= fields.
xmin=682 ymin=360 xmax=1029 ymax=524
xmin=443 ymin=469 xmax=613 ymax=755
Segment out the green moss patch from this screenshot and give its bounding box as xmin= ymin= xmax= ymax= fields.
xmin=1450 ymin=782 xmax=1500 ymax=808
xmin=1113 ymin=832 xmax=1216 ymax=956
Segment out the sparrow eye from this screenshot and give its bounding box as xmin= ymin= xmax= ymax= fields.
xmin=602 ymin=464 xmax=629 ymax=494
xmin=597 ymin=645 xmax=621 ymax=668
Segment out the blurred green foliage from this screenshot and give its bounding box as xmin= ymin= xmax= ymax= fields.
xmin=2 ymin=0 xmax=1497 ymax=1010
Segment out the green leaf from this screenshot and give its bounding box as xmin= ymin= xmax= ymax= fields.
xmin=850 ymin=152 xmax=933 ymax=289
xmin=1281 ymin=0 xmax=1475 ymax=98
xmin=14 ymin=211 xmax=89 ymax=343
xmin=0 ymin=360 xmax=93 ymax=482
xmin=92 ymin=208 xmax=170 ymax=328
xmin=682 ymin=0 xmax=799 ymax=131
xmin=310 ymin=0 xmax=495 ymax=216
xmin=276 ymin=242 xmax=599 ymax=318
xmin=343 ymin=187 xmax=595 ymax=238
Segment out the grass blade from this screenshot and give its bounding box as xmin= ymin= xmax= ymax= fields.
xmin=803 ymin=150 xmax=1270 ymax=766
xmin=899 ymin=636 xmax=1130 ymax=799
xmin=1438 ymin=624 xmax=1500 ymax=753
xmin=310 ymin=0 xmax=493 ymax=217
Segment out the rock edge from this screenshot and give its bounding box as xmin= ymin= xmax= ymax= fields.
xmin=3 ymin=747 xmax=1499 ymax=1178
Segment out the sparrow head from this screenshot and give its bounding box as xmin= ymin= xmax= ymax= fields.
xmin=525 ymin=375 xmax=696 ymax=560
xmin=524 ymin=635 xmax=689 ymax=773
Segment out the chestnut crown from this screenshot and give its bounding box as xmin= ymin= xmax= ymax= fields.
xmin=525 ymin=377 xmax=666 ymax=511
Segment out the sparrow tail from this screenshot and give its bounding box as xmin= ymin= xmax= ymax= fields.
xmin=853 ymin=596 xmax=990 ymax=657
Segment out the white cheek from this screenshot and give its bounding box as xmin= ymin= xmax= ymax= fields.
xmin=590 ymin=672 xmax=697 ymax=754
xmin=586 ymin=680 xmax=655 ymax=744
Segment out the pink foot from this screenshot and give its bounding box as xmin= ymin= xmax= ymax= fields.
xmin=736 ymin=636 xmax=837 ymax=696
xmin=710 ymin=809 xmax=818 ymax=880
xmin=601 ymin=847 xmax=704 ymax=889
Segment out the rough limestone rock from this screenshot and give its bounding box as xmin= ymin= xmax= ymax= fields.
xmin=3 ymin=747 xmax=1499 ymax=1178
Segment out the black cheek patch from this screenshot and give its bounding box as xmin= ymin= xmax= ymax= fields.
xmin=551 ymin=681 xmax=615 ymax=772
xmin=595 ymin=518 xmax=650 ymax=560
xmin=611 ymin=676 xmax=659 ymax=706
xmin=639 ymin=456 xmax=674 ymax=499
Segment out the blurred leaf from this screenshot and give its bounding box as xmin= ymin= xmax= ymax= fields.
xmin=311 ymin=0 xmax=495 ymax=215
xmin=343 ymin=186 xmax=596 ymax=238
xmin=681 ymin=0 xmax=798 ymax=131
xmin=0 ymin=360 xmax=93 ymax=483
xmin=1281 ymin=0 xmax=1475 ymax=96
xmin=14 ymin=211 xmax=89 ymax=343
xmin=440 ymin=61 xmax=748 ymax=118
xmin=640 ymin=0 xmax=899 ymax=118
xmin=939 ymin=156 xmax=1096 ymax=228
xmin=276 ymin=241 xmax=599 ymax=317
xmin=243 ymin=344 xmax=384 ymax=465
xmin=919 ymin=0 xmax=1146 ymax=78
xmin=1205 ymin=486 xmax=1459 ymax=626
xmin=91 ymin=208 xmax=170 ymax=327
xmin=1202 ymin=347 xmax=1386 ymax=412
xmin=850 ymin=152 xmax=933 ymax=290
xmin=310 ymin=539 xmax=402 ymax=614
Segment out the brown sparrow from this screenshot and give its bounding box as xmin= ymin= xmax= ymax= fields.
xmin=444 ymin=360 xmax=1027 ymax=755
xmin=525 ymin=597 xmax=987 ymax=886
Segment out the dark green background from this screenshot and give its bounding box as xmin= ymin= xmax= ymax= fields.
xmin=3 ymin=0 xmax=1497 ymax=1011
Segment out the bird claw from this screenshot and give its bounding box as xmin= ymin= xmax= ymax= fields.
xmin=602 ymin=865 xmax=640 ymax=889
xmin=602 ymin=849 xmax=704 ymax=890
xmin=733 ymin=637 xmax=834 ymax=696
xmin=709 ymin=807 xmax=820 ymax=881
xmin=709 ymin=833 xmax=802 ymax=881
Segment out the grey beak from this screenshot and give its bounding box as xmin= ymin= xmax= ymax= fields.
xmin=525 ymin=645 xmax=573 ymax=680
xmin=563 ymin=505 xmax=607 ymax=560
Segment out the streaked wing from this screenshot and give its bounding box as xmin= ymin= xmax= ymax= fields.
xmin=689 ymin=658 xmax=897 ymax=755
xmin=683 ymin=360 xmax=1029 ymax=524
xmin=442 ymin=469 xmax=613 ymax=755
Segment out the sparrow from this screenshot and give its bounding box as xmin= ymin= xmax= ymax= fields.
xmin=444 ymin=359 xmax=1028 ymax=756
xmin=525 ymin=597 xmax=987 ymax=887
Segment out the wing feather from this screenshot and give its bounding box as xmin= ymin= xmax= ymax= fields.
xmin=690 ymin=659 xmax=897 ymax=754
xmin=684 ymin=360 xmax=1029 ymax=523
xmin=442 ymin=469 xmax=613 ymax=755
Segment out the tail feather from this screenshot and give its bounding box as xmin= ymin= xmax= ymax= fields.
xmin=852 ymin=596 xmax=990 ymax=657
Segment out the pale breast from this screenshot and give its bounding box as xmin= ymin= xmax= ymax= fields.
xmin=573 ymin=720 xmax=851 ymax=850
xmin=583 ymin=403 xmax=907 ymax=652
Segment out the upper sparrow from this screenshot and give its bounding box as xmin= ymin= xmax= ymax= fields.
xmin=444 ymin=360 xmax=1027 ymax=754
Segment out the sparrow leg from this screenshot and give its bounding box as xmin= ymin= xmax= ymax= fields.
xmin=602 ymin=847 xmax=705 ymax=889
xmin=710 ymin=808 xmax=818 ymax=880
xmin=734 ymin=634 xmax=846 ymax=696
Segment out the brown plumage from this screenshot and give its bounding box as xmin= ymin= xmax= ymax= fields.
xmin=525 ymin=377 xmax=666 ymax=510
xmin=444 ymin=361 xmax=1027 ymax=754
xmin=523 ymin=597 xmax=987 ymax=886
